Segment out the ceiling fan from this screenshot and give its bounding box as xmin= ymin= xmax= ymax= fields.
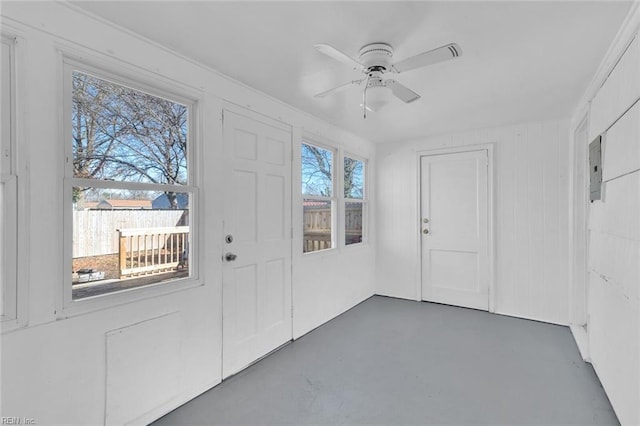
xmin=314 ymin=41 xmax=462 ymax=117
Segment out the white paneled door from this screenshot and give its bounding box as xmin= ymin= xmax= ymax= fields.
xmin=420 ymin=150 xmax=490 ymax=311
xmin=222 ymin=110 xmax=292 ymax=378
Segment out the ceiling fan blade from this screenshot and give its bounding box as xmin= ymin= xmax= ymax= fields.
xmin=314 ymin=79 xmax=363 ymax=98
xmin=314 ymin=44 xmax=363 ymax=71
xmin=392 ymin=43 xmax=462 ymax=73
xmin=386 ymin=80 xmax=421 ymax=103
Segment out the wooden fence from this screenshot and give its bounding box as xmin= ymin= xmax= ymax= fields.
xmin=118 ymin=226 xmax=189 ymax=278
xmin=73 ymin=210 xmax=186 ymax=257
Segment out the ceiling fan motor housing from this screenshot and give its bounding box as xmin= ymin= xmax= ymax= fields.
xmin=359 ymin=43 xmax=394 ymax=71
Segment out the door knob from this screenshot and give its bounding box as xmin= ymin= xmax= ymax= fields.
xmin=225 ymin=252 xmax=237 ymax=261
xmin=422 ymin=229 xmax=429 ymax=234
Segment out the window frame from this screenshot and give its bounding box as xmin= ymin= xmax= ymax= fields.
xmin=1 ymin=35 xmax=18 ymax=323
xmin=343 ymin=153 xmax=368 ymax=247
xmin=301 ymin=140 xmax=337 ymax=254
xmin=61 ymin=57 xmax=202 ymax=316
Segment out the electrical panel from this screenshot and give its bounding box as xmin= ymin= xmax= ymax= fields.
xmin=589 ymin=135 xmax=602 ymax=201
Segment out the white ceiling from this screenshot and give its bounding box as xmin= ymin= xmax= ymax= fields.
xmin=70 ymin=1 xmax=632 ymax=143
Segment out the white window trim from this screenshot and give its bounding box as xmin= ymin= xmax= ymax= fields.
xmin=301 ymin=140 xmax=337 ymax=255
xmin=60 ymin=56 xmax=203 ymax=317
xmin=1 ymin=35 xmax=18 ymax=326
xmin=1 ymin=176 xmax=18 ymax=322
xmin=343 ymin=153 xmax=368 ymax=247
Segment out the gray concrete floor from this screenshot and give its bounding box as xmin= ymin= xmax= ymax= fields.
xmin=152 ymin=296 xmax=618 ymax=425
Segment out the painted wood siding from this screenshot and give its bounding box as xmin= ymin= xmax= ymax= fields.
xmin=586 ymin=29 xmax=640 ymax=425
xmin=0 ymin=3 xmax=375 ymax=424
xmin=590 ymin=35 xmax=640 ymax=138
xmin=376 ymin=120 xmax=570 ymax=325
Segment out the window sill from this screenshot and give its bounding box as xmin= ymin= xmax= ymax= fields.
xmin=299 ymin=241 xmax=371 ymax=259
xmin=300 ymin=246 xmax=338 ymax=259
xmin=58 ymin=275 xmax=204 ymax=319
xmin=343 ymin=242 xmax=370 ymax=252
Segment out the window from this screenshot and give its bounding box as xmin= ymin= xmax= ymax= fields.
xmin=65 ymin=64 xmax=197 ymax=303
xmin=302 ymin=142 xmax=335 ymax=253
xmin=344 ymin=156 xmax=366 ymax=246
xmin=1 ymin=36 xmax=17 ymax=321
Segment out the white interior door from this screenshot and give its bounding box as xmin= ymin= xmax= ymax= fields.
xmin=222 ymin=109 xmax=292 ymax=378
xmin=420 ymin=150 xmax=490 ymax=311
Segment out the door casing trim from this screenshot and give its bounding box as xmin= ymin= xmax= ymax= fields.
xmin=415 ymin=143 xmax=495 ymax=312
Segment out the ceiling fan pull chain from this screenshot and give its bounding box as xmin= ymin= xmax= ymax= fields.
xmin=363 ymin=88 xmax=367 ymax=119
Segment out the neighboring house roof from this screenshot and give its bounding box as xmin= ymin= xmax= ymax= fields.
xmin=303 ymin=200 xmax=329 ymax=208
xmin=152 ymin=193 xmax=189 ymax=209
xmin=95 ymin=199 xmax=153 ymax=209
xmin=80 ymin=201 xmax=100 ymax=210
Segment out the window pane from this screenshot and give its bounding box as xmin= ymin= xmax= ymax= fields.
xmin=301 ymin=143 xmax=332 ymax=197
xmin=1 ymin=38 xmax=14 ymax=320
xmin=344 ymin=157 xmax=364 ymax=199
xmin=0 ymin=181 xmax=4 ymax=316
xmin=1 ymin=39 xmax=7 ymax=316
xmin=303 ymin=199 xmax=332 ymax=253
xmin=72 ymin=71 xmax=188 ymax=185
xmin=345 ymin=202 xmax=363 ymax=245
xmin=1 ymin=39 xmax=11 ymax=175
xmin=72 ymin=187 xmax=191 ymax=300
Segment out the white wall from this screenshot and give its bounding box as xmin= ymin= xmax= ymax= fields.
xmin=376 ymin=120 xmax=571 ymax=325
xmin=572 ymin=4 xmax=640 ymax=422
xmin=0 ymin=2 xmax=375 ymax=424
xmin=292 ymin=130 xmax=376 ymax=339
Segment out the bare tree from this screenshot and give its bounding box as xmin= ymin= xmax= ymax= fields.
xmin=301 ymin=144 xmax=332 ymax=196
xmin=343 ymin=157 xmax=363 ymax=199
xmin=72 ymin=72 xmax=188 ymax=208
xmin=72 ymin=74 xmax=124 ymax=200
xmin=302 ymin=144 xmax=362 ymax=198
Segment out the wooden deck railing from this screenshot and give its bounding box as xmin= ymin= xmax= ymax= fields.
xmin=118 ymin=226 xmax=189 ymax=278
xmin=303 ymin=205 xmax=363 ymax=252
xmin=303 ymin=230 xmax=331 ymax=252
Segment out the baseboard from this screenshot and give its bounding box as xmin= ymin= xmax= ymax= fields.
xmin=570 ymin=323 xmax=590 ymax=362
xmin=132 ymin=379 xmax=222 ymax=426
xmin=492 ymin=309 xmax=569 ymax=326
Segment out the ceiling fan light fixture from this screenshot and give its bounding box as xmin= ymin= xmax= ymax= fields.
xmin=364 ymin=85 xmax=391 ymax=112
xmin=359 ymin=103 xmax=376 ymax=113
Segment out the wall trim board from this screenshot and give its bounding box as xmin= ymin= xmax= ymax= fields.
xmin=570 ymin=323 xmax=591 ymax=362
xmin=572 ymin=2 xmax=640 ymax=129
xmin=492 ymin=310 xmax=569 ymax=328
xmin=568 ymin=115 xmax=590 ymax=344
xmin=222 ymin=100 xmax=293 ymax=133
xmin=414 ymin=143 xmax=496 ymax=312
xmin=105 ymin=312 xmax=183 ymax=425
